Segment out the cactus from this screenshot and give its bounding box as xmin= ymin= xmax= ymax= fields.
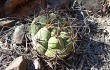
xmin=51 ymin=28 xmax=57 ymax=36
xmin=29 ymin=16 xmax=42 ymax=37
xmin=49 ymin=13 xmax=56 ymax=20
xmin=61 ymin=38 xmax=73 ymax=55
xmin=32 ymin=26 xmax=51 ymax=54
xmin=30 ymin=13 xmax=77 ymax=59
xmin=29 ymin=23 xmax=41 ymax=37
xmin=45 ymin=49 xmax=60 ymax=58
xmin=48 ymin=36 xmax=64 ymax=49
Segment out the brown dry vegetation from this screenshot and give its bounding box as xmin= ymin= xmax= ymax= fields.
xmin=0 ymin=0 xmax=46 ymax=18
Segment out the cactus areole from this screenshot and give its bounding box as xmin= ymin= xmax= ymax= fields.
xmin=30 ymin=13 xmax=77 ymax=59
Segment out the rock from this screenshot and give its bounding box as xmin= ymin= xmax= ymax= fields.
xmin=77 ymin=0 xmax=105 ymax=12
xmin=33 ymin=58 xmax=41 ymax=70
xmin=30 ymin=58 xmax=44 ymax=70
xmin=12 ymin=24 xmax=25 ymax=44
xmin=5 ymin=56 xmax=28 ymax=70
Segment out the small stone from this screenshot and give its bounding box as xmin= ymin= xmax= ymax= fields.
xmin=31 ymin=58 xmax=44 ymax=70
xmin=33 ymin=58 xmax=41 ymax=70
xmin=77 ymin=0 xmax=105 ymax=12
xmin=5 ymin=56 xmax=28 ymax=70
xmin=12 ymin=24 xmax=25 ymax=44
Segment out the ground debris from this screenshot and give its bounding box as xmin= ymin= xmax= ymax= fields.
xmin=5 ymin=56 xmax=29 ymax=70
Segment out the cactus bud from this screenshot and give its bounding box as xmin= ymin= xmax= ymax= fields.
xmin=37 ymin=15 xmax=48 ymax=25
xmin=49 ymin=13 xmax=56 ymax=20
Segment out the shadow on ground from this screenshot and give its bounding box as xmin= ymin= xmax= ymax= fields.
xmin=65 ymin=18 xmax=110 ymax=70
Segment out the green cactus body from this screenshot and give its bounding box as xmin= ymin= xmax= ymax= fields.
xmin=29 ymin=23 xmax=41 ymax=37
xmin=37 ymin=15 xmax=48 ymax=25
xmin=61 ymin=38 xmax=73 ymax=56
xmin=29 ymin=16 xmax=42 ymax=37
xmin=30 ymin=13 xmax=76 ymax=59
xmin=60 ymin=31 xmax=69 ymax=39
xmin=51 ymin=28 xmax=57 ymax=36
xmin=58 ymin=16 xmax=66 ymax=23
xmin=32 ymin=27 xmax=51 ymax=54
xmin=60 ymin=28 xmax=70 ymax=44
xmin=33 ymin=42 xmax=48 ymax=54
xmin=48 ymin=36 xmax=64 ymax=49
xmin=49 ymin=13 xmax=56 ymax=20
xmin=45 ymin=49 xmax=60 ymax=58
xmin=60 ymin=28 xmax=74 ymax=56
xmin=34 ymin=27 xmax=51 ymax=41
xmin=45 ymin=36 xmax=65 ymax=57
